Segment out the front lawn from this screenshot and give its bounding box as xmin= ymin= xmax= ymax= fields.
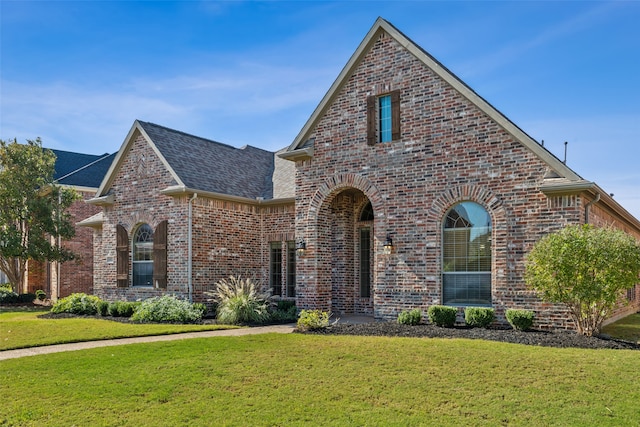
xmin=1 ymin=333 xmax=638 ymax=426
xmin=602 ymin=313 xmax=640 ymax=343
xmin=0 ymin=308 xmax=236 ymax=350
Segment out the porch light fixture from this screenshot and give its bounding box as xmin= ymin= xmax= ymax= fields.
xmin=296 ymin=240 xmax=306 ymax=256
xmin=383 ymin=234 xmax=393 ymax=254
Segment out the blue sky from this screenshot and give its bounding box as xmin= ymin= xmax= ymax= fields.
xmin=1 ymin=1 xmax=639 ymax=217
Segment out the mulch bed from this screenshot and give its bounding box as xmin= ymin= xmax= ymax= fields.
xmin=300 ymin=322 xmax=640 ymax=350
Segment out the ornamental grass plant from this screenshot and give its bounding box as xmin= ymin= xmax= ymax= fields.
xmin=209 ymin=275 xmax=271 ymax=325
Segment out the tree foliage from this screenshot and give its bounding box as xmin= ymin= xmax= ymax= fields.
xmin=0 ymin=138 xmax=78 ymax=293
xmin=525 ymin=224 xmax=640 ymax=336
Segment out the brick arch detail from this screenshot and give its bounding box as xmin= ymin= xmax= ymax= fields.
xmin=126 ymin=212 xmax=160 ymax=232
xmin=427 ymin=184 xmax=510 ymax=306
xmin=427 ymin=184 xmax=507 ymax=227
xmin=306 ymin=173 xmax=386 ymax=225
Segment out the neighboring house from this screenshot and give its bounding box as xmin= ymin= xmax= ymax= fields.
xmin=25 ymin=149 xmax=115 ymax=299
xmin=83 ymin=18 xmax=639 ymax=330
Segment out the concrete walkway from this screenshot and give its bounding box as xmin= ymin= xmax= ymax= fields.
xmin=0 ymin=324 xmax=295 ymax=361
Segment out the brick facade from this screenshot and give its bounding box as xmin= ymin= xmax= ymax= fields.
xmin=287 ymin=23 xmax=640 ymax=330
xmin=87 ymin=19 xmax=639 ymax=331
xmin=92 ymin=132 xmax=295 ymax=304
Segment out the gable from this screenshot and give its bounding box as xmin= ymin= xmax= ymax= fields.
xmin=282 ymin=18 xmax=579 ymax=183
xmin=93 ymin=120 xmax=282 ymax=204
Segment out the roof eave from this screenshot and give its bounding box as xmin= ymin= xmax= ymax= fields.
xmin=77 ymin=212 xmax=104 ymax=228
xmin=86 ymin=194 xmax=115 ymax=206
xmin=278 ymin=147 xmax=314 ymax=162
xmin=160 ymin=185 xmax=294 ymax=206
xmin=539 ymin=180 xmax=596 ymax=196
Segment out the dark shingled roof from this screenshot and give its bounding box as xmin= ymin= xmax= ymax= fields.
xmin=138 ymin=121 xmax=275 ymax=200
xmin=51 ymin=149 xmax=115 ymax=188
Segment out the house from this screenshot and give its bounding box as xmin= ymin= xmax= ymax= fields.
xmin=84 ymin=18 xmax=640 ymax=330
xmin=25 ymin=149 xmax=115 ymax=299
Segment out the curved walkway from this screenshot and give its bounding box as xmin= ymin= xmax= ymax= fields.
xmin=0 ymin=324 xmax=296 ymax=361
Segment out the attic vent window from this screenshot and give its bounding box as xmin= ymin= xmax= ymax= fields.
xmin=549 ymin=195 xmax=576 ymax=209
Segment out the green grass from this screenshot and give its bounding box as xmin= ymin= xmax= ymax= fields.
xmin=0 ymin=308 xmax=236 ymax=350
xmin=1 ymin=333 xmax=638 ymax=426
xmin=602 ymin=313 xmax=640 ymax=343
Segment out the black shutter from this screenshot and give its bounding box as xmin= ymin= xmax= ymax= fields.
xmin=153 ymin=220 xmax=168 ymax=289
xmin=116 ymin=225 xmax=129 ymax=288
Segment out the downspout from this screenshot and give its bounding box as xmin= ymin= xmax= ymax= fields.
xmin=584 ymin=193 xmax=600 ymax=224
xmin=188 ymin=193 xmax=198 ymax=303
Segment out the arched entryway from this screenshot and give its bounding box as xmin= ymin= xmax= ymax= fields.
xmin=320 ymin=189 xmax=374 ymax=316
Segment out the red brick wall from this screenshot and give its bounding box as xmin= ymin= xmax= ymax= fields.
xmin=294 ymin=30 xmax=583 ymax=330
xmin=58 ymin=190 xmax=101 ymax=297
xmin=93 ymin=132 xmax=295 ymax=304
xmin=94 ymin=132 xmax=190 ymax=301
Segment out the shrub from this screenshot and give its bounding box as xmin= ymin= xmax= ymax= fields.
xmin=465 ymin=307 xmax=495 ymax=328
xmin=0 ymin=285 xmax=19 ymax=304
xmin=269 ymin=300 xmax=298 ymax=322
xmin=506 ymin=309 xmax=534 ymax=331
xmin=427 ymin=305 xmax=457 ymax=327
xmin=397 ymin=309 xmax=422 ymax=325
xmin=525 ymin=224 xmax=640 ymax=336
xmin=131 ymin=295 xmax=203 ymax=324
xmin=192 ymin=303 xmax=207 ymax=317
xmin=51 ymin=293 xmax=102 ymax=315
xmin=296 ymin=309 xmax=330 ymax=331
xmin=108 ymin=301 xmax=138 ymax=317
xmin=35 ymin=289 xmax=46 ymax=301
xmin=97 ymin=300 xmax=109 ymax=316
xmin=208 ymin=276 xmax=271 ymax=325
xmin=18 ymin=293 xmax=36 ymax=303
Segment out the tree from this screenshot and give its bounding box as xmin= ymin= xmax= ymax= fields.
xmin=525 ymin=224 xmax=640 ymax=336
xmin=0 ymin=138 xmax=78 ymax=293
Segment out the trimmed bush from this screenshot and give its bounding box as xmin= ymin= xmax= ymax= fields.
xmin=208 ymin=276 xmax=271 ymax=325
xmin=397 ymin=309 xmax=422 ymax=325
xmin=130 ymin=295 xmax=203 ymax=324
xmin=96 ymin=300 xmax=109 ymax=316
xmin=35 ymin=289 xmax=46 ymax=301
xmin=192 ymin=303 xmax=207 ymax=317
xmin=269 ymin=300 xmax=297 ymax=322
xmin=296 ymin=309 xmax=330 ymax=331
xmin=506 ymin=309 xmax=534 ymax=331
xmin=464 ymin=307 xmax=495 ymax=328
xmin=0 ymin=286 xmax=19 ymax=304
xmin=427 ymin=305 xmax=457 ymax=327
xmin=18 ymin=293 xmax=36 ymax=303
xmin=108 ymin=301 xmax=138 ymax=317
xmin=51 ymin=293 xmax=102 ymax=315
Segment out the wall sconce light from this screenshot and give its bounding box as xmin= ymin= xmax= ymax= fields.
xmin=296 ymin=240 xmax=306 ymax=256
xmin=383 ymin=234 xmax=393 ymax=254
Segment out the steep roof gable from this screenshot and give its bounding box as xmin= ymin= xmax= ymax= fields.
xmin=282 ymin=17 xmax=580 ymax=182
xmin=95 ymin=120 xmax=275 ymax=201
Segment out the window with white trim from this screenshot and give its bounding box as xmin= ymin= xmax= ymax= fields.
xmin=442 ymin=202 xmax=492 ymax=306
xmin=132 ymin=223 xmax=154 ymax=287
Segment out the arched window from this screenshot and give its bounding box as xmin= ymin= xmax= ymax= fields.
xmin=442 ymin=202 xmax=491 ymax=306
xmin=132 ymin=223 xmax=154 ymax=287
